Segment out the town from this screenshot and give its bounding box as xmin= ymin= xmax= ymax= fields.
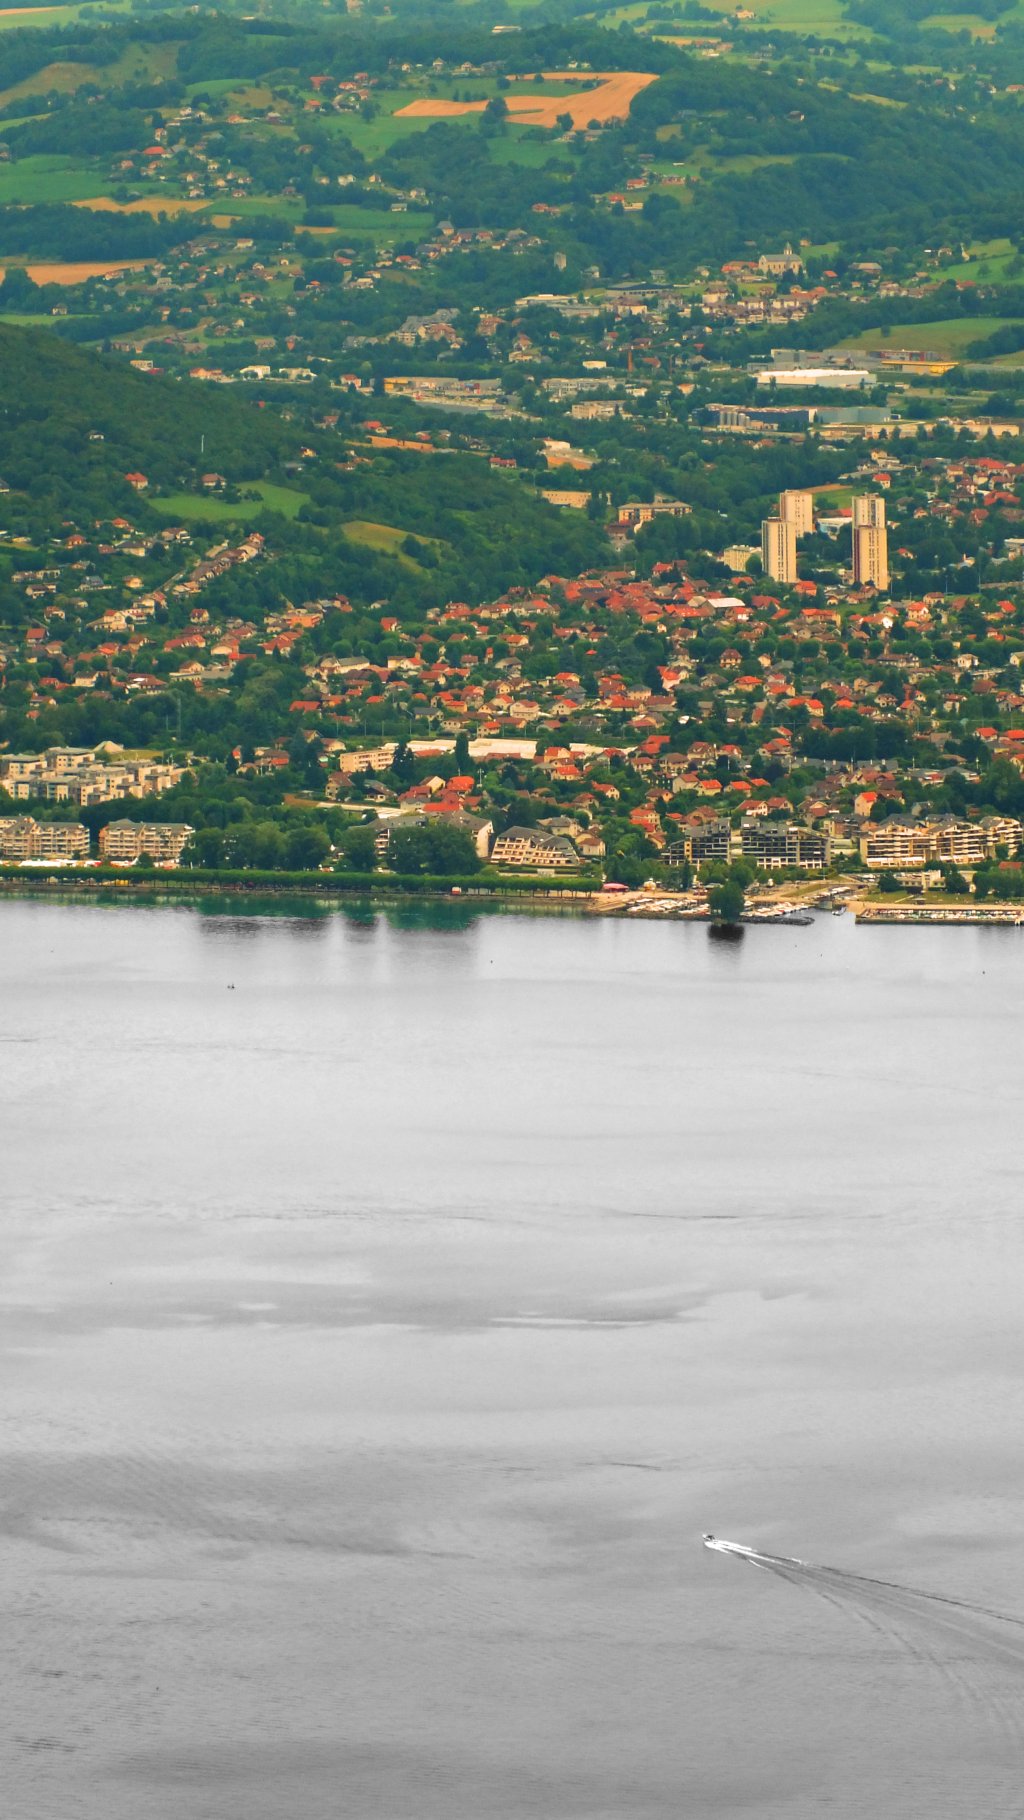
xmin=5 ymin=5 xmax=1024 ymax=919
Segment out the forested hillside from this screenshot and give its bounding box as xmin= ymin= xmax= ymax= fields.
xmin=0 ymin=323 xmax=297 ymax=513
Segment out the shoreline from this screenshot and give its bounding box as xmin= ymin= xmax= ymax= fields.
xmin=2 ymin=871 xmax=1024 ymax=925
xmin=855 ymin=903 xmax=1024 ymax=926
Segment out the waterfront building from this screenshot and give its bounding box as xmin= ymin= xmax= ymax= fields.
xmin=662 ymin=818 xmax=732 ymax=867
xmin=0 ymin=816 xmax=89 ymax=860
xmin=490 ymin=826 xmax=580 ymax=870
xmin=740 ymin=821 xmax=831 ymax=870
xmin=99 ymin=821 xmax=194 ymax=865
xmin=859 ymin=815 xmax=1022 ymax=869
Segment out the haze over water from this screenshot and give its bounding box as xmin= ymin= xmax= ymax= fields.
xmin=3 ymin=898 xmax=1024 ymax=1818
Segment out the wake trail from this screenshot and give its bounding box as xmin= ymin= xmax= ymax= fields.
xmin=755 ymin=1558 xmax=987 ymax=1721
xmin=735 ymin=1544 xmax=1024 ymax=1635
xmin=707 ymin=1537 xmax=1024 ymax=1782
xmin=706 ymin=1538 xmax=1024 ymax=1816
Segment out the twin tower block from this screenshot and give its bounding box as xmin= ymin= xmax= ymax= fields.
xmin=762 ymin=489 xmax=889 ymax=591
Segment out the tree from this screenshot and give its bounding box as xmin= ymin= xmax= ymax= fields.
xmin=0 ymin=267 xmax=39 ymax=312
xmin=185 ymin=827 xmax=224 ymax=869
xmin=391 ymin=740 xmax=417 ymax=785
xmin=389 ymin=819 xmax=480 ymax=875
xmin=708 ymin=880 xmax=745 ymax=924
xmin=339 ymin=824 xmax=377 ymax=872
xmin=284 ymin=822 xmax=330 ymax=871
xmin=480 ymin=95 xmax=508 ymax=137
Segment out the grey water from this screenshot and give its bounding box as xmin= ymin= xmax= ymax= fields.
xmin=3 ymin=897 xmax=1024 ymax=1818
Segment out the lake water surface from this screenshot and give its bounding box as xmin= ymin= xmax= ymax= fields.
xmin=3 ymin=898 xmax=1024 ymax=1817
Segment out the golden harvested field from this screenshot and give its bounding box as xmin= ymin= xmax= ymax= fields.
xmin=0 ymin=260 xmax=147 ymax=283
xmin=71 ymin=196 xmax=208 ymax=216
xmin=395 ymin=70 xmax=657 ymax=130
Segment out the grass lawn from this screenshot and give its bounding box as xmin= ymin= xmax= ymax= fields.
xmin=210 ymin=194 xmax=305 ymax=222
xmin=211 ymin=194 xmax=432 ymax=240
xmin=839 ymin=317 xmax=1015 ymax=359
xmin=942 ymin=239 xmax=1021 ymax=284
xmin=95 ymin=41 xmax=180 ymax=84
xmin=0 ymin=38 xmax=171 ymax=103
xmin=486 ymin=130 xmax=575 ymax=168
xmin=652 ymin=147 xmax=802 ymax=181
xmin=0 ymin=156 xmax=105 ymax=204
xmin=323 ymin=204 xmax=433 ymax=235
xmin=150 ymin=482 xmax=310 ymax=524
xmin=183 ymin=80 xmax=277 ymax=106
xmin=973 ymin=348 xmax=1024 ymax=369
xmin=0 ymin=308 xmax=98 ymax=327
xmin=602 ymin=3 xmax=652 ymax=20
xmin=342 ymin=518 xmax=444 ymax=569
xmin=648 ymin=0 xmax=874 ymax=34
xmin=920 ymin=11 xmax=999 ymax=33
xmin=0 ymin=0 xmax=133 ymax=30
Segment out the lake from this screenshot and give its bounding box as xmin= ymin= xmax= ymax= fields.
xmin=3 ymin=898 xmax=1024 ymax=1818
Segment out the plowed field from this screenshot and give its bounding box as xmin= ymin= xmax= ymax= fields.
xmin=71 ymin=196 xmax=208 ymax=216
xmin=0 ymin=260 xmax=147 ymax=283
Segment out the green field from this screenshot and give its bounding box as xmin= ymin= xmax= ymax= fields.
xmin=322 ymin=95 xmax=456 ymax=158
xmin=640 ymin=0 xmax=874 ymax=36
xmin=150 ymin=482 xmax=310 ymax=524
xmin=840 ymin=317 xmax=1017 ymax=359
xmin=322 ymin=204 xmax=433 ymax=236
xmin=0 ymin=156 xmax=105 ymax=205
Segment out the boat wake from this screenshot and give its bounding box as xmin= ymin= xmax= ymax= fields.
xmin=703 ymin=1532 xmax=1024 ymax=1767
xmin=702 ymin=1535 xmax=1024 ymax=1639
